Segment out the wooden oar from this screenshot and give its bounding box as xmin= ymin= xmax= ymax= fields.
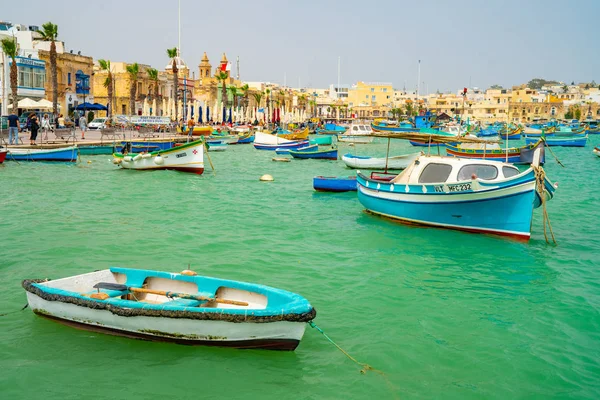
xmin=93 ymin=282 xmax=248 ymax=306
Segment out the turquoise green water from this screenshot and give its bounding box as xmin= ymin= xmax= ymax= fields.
xmin=1 ymin=138 xmax=600 ymax=399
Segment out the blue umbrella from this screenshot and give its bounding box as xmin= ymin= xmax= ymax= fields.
xmin=207 ymin=106 xmax=210 ymax=122
xmin=191 ymin=105 xmax=194 ymax=118
xmin=228 ymin=107 xmax=232 ymax=123
xmin=198 ymin=106 xmax=203 ymax=124
xmin=222 ymin=106 xmax=226 ymax=123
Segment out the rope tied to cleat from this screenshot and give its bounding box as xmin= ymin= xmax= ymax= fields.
xmin=533 ymin=164 xmax=557 ymax=245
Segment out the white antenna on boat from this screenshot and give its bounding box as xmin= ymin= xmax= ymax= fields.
xmin=178 ymin=0 xmax=181 ymax=54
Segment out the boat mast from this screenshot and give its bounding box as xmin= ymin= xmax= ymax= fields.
xmin=337 ymin=56 xmax=340 ymax=123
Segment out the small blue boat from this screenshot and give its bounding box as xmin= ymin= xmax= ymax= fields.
xmin=236 ymin=134 xmax=255 ymax=144
xmin=525 ymin=135 xmax=587 ymax=147
xmin=313 ymin=176 xmax=357 ymax=192
xmin=8 ymin=146 xmax=78 ymax=162
xmin=275 ymin=144 xmax=317 ymax=155
xmin=315 ymin=123 xmax=346 ymax=135
xmin=290 ymin=147 xmax=338 ymax=160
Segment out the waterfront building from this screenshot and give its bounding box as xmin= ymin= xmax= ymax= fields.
xmin=347 ymin=82 xmax=394 ymax=120
xmin=93 ymin=62 xmax=168 ymax=117
xmin=0 ymin=22 xmax=46 ymax=114
xmin=37 ymin=48 xmax=94 ymax=118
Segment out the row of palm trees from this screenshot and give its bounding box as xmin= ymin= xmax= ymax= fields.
xmin=1 ymin=22 xmax=58 ymax=117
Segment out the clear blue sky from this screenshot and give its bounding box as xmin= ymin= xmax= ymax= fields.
xmin=5 ymin=0 xmax=599 ymax=92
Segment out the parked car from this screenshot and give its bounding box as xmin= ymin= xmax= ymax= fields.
xmin=88 ymin=117 xmax=108 ymax=130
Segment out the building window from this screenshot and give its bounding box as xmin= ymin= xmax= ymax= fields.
xmin=122 ymin=104 xmax=126 ymax=114
xmin=371 ymin=95 xmax=376 ymax=100
xmin=383 ymin=88 xmax=387 ymax=92
xmin=370 ymin=88 xmax=374 ymax=93
xmin=551 ymin=107 xmax=556 ymax=116
xmin=68 ymin=72 xmax=72 ymax=85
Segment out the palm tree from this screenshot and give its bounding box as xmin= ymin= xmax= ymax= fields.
xmin=98 ymin=59 xmax=113 ymax=118
xmin=265 ymin=88 xmax=271 ymax=111
xmin=215 ymin=71 xmax=229 ymax=120
xmin=38 ymin=22 xmax=59 ymax=120
xmin=278 ymin=90 xmax=286 ymax=110
xmin=126 ymin=63 xmax=139 ymax=115
xmin=166 ymin=47 xmax=179 ymax=120
xmin=147 ymin=68 xmax=158 ymax=102
xmin=298 ymin=94 xmax=307 ymax=111
xmin=1 ymin=38 xmax=18 ymax=113
xmin=227 ymin=86 xmax=238 ymax=108
xmin=252 ymin=92 xmax=263 ymax=109
xmin=240 ymin=84 xmax=249 ymax=108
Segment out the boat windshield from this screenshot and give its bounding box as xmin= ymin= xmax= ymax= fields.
xmin=502 ymin=166 xmax=519 ymax=178
xmin=457 ymin=164 xmax=498 ymax=181
xmin=418 ymin=163 xmax=453 ymax=183
xmin=352 ymin=126 xmax=359 ymax=131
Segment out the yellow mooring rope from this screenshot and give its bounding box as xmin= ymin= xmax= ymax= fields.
xmin=309 ymin=321 xmax=400 ymax=398
xmin=533 ymin=165 xmax=557 ymax=245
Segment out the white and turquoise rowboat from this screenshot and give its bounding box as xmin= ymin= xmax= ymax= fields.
xmin=22 ymin=267 xmax=316 ymax=350
xmin=356 ymin=151 xmax=555 ymax=240
xmin=593 ymin=147 xmax=600 ymax=157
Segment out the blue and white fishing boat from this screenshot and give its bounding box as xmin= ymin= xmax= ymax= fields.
xmin=315 ymin=123 xmax=346 ymax=135
xmin=356 ymin=150 xmax=555 ymax=240
xmin=275 ymin=144 xmax=317 ymax=155
xmin=22 ymin=267 xmax=316 ymax=350
xmin=236 ymin=134 xmax=255 ymax=144
xmin=290 ymin=146 xmax=338 ymax=160
xmin=7 ymin=146 xmax=78 ymax=162
xmin=341 ymin=152 xmax=420 ymax=170
xmin=525 ymin=135 xmax=588 ymax=147
xmin=253 ymin=131 xmax=309 ymax=151
xmin=446 ymin=139 xmax=545 ymax=165
xmin=313 ymin=176 xmax=357 ymax=192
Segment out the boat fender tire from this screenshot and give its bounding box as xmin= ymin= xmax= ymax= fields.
xmin=154 ymin=156 xmax=164 ymax=165
xmin=133 ymin=154 xmax=142 ymax=161
xmin=123 ymin=156 xmax=133 ymax=162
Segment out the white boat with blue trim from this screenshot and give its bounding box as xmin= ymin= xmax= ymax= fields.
xmin=356 ymin=149 xmax=555 ymax=240
xmin=22 ymin=267 xmax=316 ymax=350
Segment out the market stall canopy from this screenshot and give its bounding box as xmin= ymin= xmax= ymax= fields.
xmin=7 ymin=98 xmax=42 ymax=109
xmin=75 ymin=102 xmax=107 ymax=111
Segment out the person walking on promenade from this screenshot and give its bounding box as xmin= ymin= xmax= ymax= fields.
xmin=57 ymin=114 xmax=65 ymax=128
xmin=7 ymin=111 xmax=20 ymax=145
xmin=79 ymin=113 xmax=87 ymax=139
xmin=29 ymin=113 xmax=39 ymax=145
xmin=41 ymin=113 xmax=52 ymax=141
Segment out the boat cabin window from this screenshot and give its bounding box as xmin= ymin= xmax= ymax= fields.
xmin=353 ymin=126 xmax=359 ymax=131
xmin=418 ymin=163 xmax=453 ymax=183
xmin=502 ymin=166 xmax=520 ymax=178
xmin=457 ymin=164 xmax=498 ymax=181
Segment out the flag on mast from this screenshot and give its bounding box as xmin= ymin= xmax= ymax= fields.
xmin=220 ymin=62 xmax=231 ymax=72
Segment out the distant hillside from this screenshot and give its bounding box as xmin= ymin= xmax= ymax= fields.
xmin=527 ymin=78 xmax=559 ymax=89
